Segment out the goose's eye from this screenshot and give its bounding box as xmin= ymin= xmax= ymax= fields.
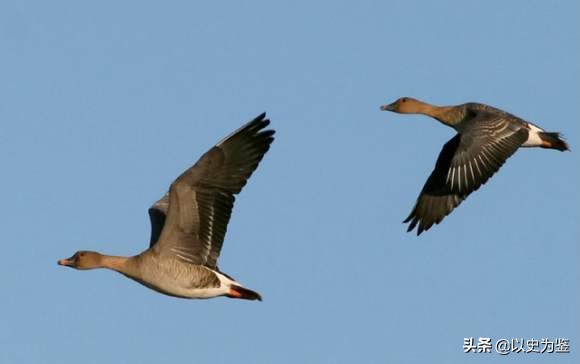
xmin=401 ymin=97 xmax=408 ymax=103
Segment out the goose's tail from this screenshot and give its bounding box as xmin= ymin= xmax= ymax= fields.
xmin=539 ymin=132 xmax=570 ymax=151
xmin=227 ymin=285 xmax=262 ymax=301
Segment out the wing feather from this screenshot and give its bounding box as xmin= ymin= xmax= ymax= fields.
xmin=405 ymin=112 xmax=528 ymax=235
xmin=148 ymin=113 xmax=274 ymax=268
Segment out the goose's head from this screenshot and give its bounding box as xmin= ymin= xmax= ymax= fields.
xmin=58 ymin=251 xmax=104 ymax=270
xmin=380 ymin=97 xmax=426 ymax=114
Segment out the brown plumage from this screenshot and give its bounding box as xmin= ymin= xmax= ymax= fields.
xmin=58 ymin=113 xmax=274 ymax=300
xmin=381 ymin=97 xmax=569 ymax=235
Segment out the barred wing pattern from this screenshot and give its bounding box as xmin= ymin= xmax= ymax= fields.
xmin=405 ymin=113 xmax=529 ymax=235
xmin=149 ymin=113 xmax=274 ymax=269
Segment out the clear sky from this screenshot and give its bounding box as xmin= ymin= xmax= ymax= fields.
xmin=0 ymin=1 xmax=578 ymax=363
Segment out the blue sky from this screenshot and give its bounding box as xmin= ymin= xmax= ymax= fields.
xmin=1 ymin=1 xmax=578 ymax=363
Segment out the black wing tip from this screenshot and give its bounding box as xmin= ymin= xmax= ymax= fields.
xmin=405 ymin=220 xmax=429 ymax=236
xmin=254 ymin=111 xmax=267 ymax=121
xmin=403 ymin=211 xmax=435 ymax=236
xmin=403 ymin=219 xmax=425 ymax=236
xmin=220 ymin=112 xmax=274 ymax=147
xmin=261 ymin=129 xmax=276 ymax=139
xmin=404 ymin=205 xmax=459 ymax=235
xmin=245 ymin=112 xmax=275 ymax=136
xmin=250 ymin=111 xmax=269 ymax=125
xmin=403 ymin=209 xmax=424 ymax=235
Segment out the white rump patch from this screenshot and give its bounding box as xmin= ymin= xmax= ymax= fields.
xmin=522 ymin=123 xmax=545 ymax=147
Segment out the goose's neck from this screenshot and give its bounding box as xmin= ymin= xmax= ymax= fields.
xmin=419 ymin=103 xmax=464 ymax=126
xmin=100 ymin=255 xmax=138 ymax=276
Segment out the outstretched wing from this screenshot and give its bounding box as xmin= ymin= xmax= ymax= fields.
xmin=149 ymin=113 xmax=275 ymax=269
xmin=405 ymin=114 xmax=529 ymax=235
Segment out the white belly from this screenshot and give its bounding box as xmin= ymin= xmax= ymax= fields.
xmin=174 ymin=285 xmax=230 ymax=299
xmin=131 ymin=262 xmax=236 ymax=299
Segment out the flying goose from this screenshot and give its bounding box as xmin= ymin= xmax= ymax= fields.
xmin=58 ymin=113 xmax=275 ymax=300
xmin=381 ymin=97 xmax=569 ymax=235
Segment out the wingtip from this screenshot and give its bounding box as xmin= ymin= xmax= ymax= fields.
xmin=404 ymin=214 xmax=418 ymax=233
xmin=255 ymin=111 xmax=267 ymax=122
xmin=403 ymin=215 xmax=429 ymax=236
xmin=250 ymin=112 xmax=273 ymax=132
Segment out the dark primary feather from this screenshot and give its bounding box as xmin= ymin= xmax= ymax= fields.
xmin=148 ymin=113 xmax=274 ymax=269
xmin=405 ymin=109 xmax=529 ymax=235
